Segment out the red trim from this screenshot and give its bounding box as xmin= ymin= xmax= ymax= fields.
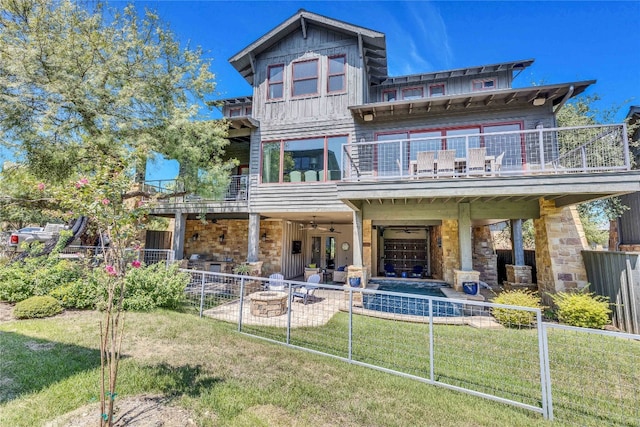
xmin=228 ymin=107 xmax=242 ymax=117
xmin=267 ymin=64 xmax=284 ymax=100
xmin=429 ymin=84 xmax=445 ymax=96
xmin=327 ymin=55 xmax=346 ymax=93
xmin=382 ymin=89 xmax=397 ymax=102
xmin=244 ymin=106 xmax=252 ymax=116
xmin=402 ymin=86 xmax=424 ymax=100
xmin=291 ymin=58 xmax=319 ymax=98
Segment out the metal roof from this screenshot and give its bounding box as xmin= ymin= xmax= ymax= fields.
xmin=229 ymin=9 xmax=387 ymax=85
xmin=379 ymin=59 xmax=535 ymax=86
xmin=349 ymin=80 xmax=595 ymax=120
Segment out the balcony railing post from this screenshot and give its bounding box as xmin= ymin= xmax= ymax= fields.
xmin=538 ymin=128 xmax=546 ymax=171
xmin=465 ymin=135 xmax=470 ymax=177
xmin=623 ymin=123 xmax=631 ymax=170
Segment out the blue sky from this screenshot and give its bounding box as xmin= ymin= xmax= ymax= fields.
xmin=137 ymin=0 xmax=639 ymax=179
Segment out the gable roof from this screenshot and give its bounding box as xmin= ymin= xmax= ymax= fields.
xmin=229 ymin=9 xmax=387 ymax=85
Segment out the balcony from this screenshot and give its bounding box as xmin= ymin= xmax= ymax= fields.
xmin=341 ymin=124 xmax=630 ymax=182
xmin=142 ymin=175 xmax=248 ymax=204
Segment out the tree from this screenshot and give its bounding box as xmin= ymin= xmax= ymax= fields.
xmin=0 ymin=1 xmax=231 ymax=424
xmin=556 ymin=95 xmax=631 ymax=246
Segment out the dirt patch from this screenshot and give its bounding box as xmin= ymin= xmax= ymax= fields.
xmin=44 ymin=394 xmax=200 ymax=427
xmin=0 ymin=302 xmax=92 ymax=323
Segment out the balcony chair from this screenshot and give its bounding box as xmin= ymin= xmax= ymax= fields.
xmin=436 ymin=150 xmax=456 ymax=177
xmin=416 ymin=151 xmax=435 ymax=177
xmin=467 ymin=147 xmax=487 ymax=176
xmin=292 ymin=274 xmax=321 ymax=304
xmin=304 ymin=170 xmax=318 ymax=181
xmin=493 ymin=152 xmax=505 ymax=175
xmin=290 ymin=171 xmax=302 ymax=182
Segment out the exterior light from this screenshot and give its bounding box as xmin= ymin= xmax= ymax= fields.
xmin=533 ymin=96 xmax=546 ymax=106
xmin=363 ymin=113 xmax=374 ymax=121
xmin=191 ymin=233 xmax=199 ymax=242
xmin=261 ymin=232 xmax=268 ymax=242
xmin=219 ymin=234 xmax=225 ymax=243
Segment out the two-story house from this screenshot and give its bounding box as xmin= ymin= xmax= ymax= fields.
xmin=148 ymin=10 xmax=640 ymax=296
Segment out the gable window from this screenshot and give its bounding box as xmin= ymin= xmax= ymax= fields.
xmin=472 ymin=78 xmax=496 ymax=91
xmin=429 ymin=84 xmax=445 ymax=97
xmin=382 ymin=89 xmax=397 ymax=102
xmin=402 ymin=87 xmax=424 ymax=100
xmin=292 ymin=59 xmax=319 ymax=97
xmin=268 ymin=64 xmax=284 ymax=99
xmin=327 ymin=55 xmax=346 ymax=93
xmin=229 ymin=107 xmax=242 ymax=117
xmin=261 ymin=135 xmax=347 ymax=183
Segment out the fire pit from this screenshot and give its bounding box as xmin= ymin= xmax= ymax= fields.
xmin=249 ymin=291 xmax=288 ymax=317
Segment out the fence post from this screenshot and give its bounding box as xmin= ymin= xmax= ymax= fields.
xmin=199 ymin=272 xmax=206 ymax=318
xmin=540 ymin=322 xmax=553 ymax=421
xmin=348 ymin=289 xmax=353 ymax=361
xmin=429 ymin=298 xmax=434 ymax=382
xmin=286 ymin=283 xmax=292 ymax=344
xmin=538 ymin=128 xmax=545 ymax=170
xmin=537 ymin=313 xmax=551 ymax=420
xmin=238 ymin=277 xmax=245 ymax=332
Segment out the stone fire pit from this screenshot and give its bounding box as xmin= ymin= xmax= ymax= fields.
xmin=249 ymin=291 xmax=288 ymax=317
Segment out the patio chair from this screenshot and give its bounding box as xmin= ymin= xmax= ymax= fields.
xmin=290 ymin=171 xmax=302 ymax=182
xmin=436 ymin=150 xmax=456 ymax=177
xmin=266 ymin=273 xmax=285 ymax=291
xmin=410 ymin=265 xmax=423 ymax=278
xmin=492 ymin=152 xmax=505 ymax=175
xmin=416 ymin=151 xmax=435 ymax=177
xmin=384 ymin=263 xmax=397 ymax=277
xmin=304 ymin=170 xmax=318 ymax=181
xmin=466 ymin=147 xmax=487 ymax=176
xmin=292 ymin=274 xmax=321 ymax=304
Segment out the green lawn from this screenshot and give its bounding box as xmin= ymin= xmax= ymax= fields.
xmin=0 ymin=310 xmax=556 ymax=427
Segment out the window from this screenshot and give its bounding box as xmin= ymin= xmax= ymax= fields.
xmin=228 ymin=107 xmax=241 ymax=117
xmin=267 ymin=64 xmax=284 ymax=99
xmin=327 ymin=55 xmax=346 ymax=93
xmin=382 ymin=90 xmax=397 ymax=102
xmin=429 ymin=84 xmax=445 ymax=97
xmin=245 ymin=106 xmax=252 ymax=116
xmin=472 ymin=78 xmax=496 ymax=91
xmin=260 ymin=135 xmax=348 ymax=183
xmin=292 ymin=59 xmax=318 ymax=97
xmin=402 ymin=87 xmax=424 ymax=100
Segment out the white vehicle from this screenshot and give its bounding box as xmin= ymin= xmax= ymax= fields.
xmin=8 ymin=223 xmax=67 ymax=250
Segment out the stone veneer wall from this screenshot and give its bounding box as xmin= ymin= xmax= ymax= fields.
xmin=183 ymin=219 xmax=283 ymax=277
xmin=362 ymin=219 xmax=373 ymax=278
xmin=619 ymin=244 xmax=640 ymax=252
xmin=440 ymin=220 xmax=460 ymax=285
xmin=430 ymin=225 xmax=443 ymax=280
xmin=472 ymin=225 xmax=498 ymax=286
xmin=534 ymin=199 xmax=588 ymax=302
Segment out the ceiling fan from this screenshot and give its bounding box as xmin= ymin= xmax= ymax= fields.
xmin=302 ymin=216 xmax=329 ymax=231
xmin=328 ymin=222 xmax=341 ymax=234
xmin=389 ymin=226 xmax=420 ymax=234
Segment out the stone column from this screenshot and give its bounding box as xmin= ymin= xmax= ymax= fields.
xmin=440 ymin=220 xmax=460 ymax=285
xmin=353 ymin=210 xmax=363 ymax=267
xmin=362 ymin=219 xmax=372 ymax=278
xmin=247 ymin=213 xmax=260 ymax=262
xmin=534 ymin=198 xmax=589 ymax=303
xmin=472 ymin=225 xmax=498 ymax=286
xmin=172 ymin=212 xmax=187 ymax=260
xmin=458 ymin=203 xmax=473 ymax=271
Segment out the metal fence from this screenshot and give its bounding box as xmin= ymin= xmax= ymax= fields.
xmin=181 ymin=269 xmax=640 ymax=425
xmin=582 ymin=250 xmax=640 ymax=335
xmin=57 ymin=246 xmax=175 ymax=266
xmin=342 ymin=124 xmax=629 ymax=181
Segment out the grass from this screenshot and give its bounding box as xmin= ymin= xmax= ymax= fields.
xmin=0 ymin=309 xmax=557 ymax=427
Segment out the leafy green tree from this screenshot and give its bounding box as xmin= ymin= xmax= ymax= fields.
xmin=0 ymin=1 xmax=231 ymax=424
xmin=556 ymin=95 xmax=631 ymax=246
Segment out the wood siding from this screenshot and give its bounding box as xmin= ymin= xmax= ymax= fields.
xmin=280 ymin=220 xmax=306 ymax=279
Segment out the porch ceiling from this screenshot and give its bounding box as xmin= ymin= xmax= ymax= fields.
xmin=337 ymin=171 xmax=640 ymax=209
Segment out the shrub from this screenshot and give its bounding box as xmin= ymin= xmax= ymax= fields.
xmin=550 ymin=290 xmax=611 ymax=329
xmin=50 ymin=278 xmax=99 ymax=309
xmin=120 ymin=263 xmax=189 ymax=311
xmin=13 ymin=295 xmax=63 ymax=319
xmin=491 ymin=289 xmax=542 ymax=328
xmin=0 ymin=267 xmax=33 ymax=302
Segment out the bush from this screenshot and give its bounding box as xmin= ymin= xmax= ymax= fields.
xmin=50 ymin=278 xmax=99 ymax=309
xmin=120 ymin=263 xmax=189 ymax=311
xmin=550 ymin=290 xmax=611 ymax=329
xmin=491 ymin=289 xmax=542 ymax=328
xmin=13 ymin=295 xmax=63 ymax=319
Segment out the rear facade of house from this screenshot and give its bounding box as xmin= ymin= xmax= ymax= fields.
xmin=147 ymin=10 xmax=640 ymax=295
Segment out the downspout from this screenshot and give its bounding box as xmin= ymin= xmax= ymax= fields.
xmin=553 ymin=85 xmax=574 ymax=115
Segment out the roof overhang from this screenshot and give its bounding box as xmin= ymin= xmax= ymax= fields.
xmin=229 ymin=9 xmax=387 ymax=85
xmin=349 ymin=80 xmax=595 ymax=121
xmin=227 ymin=116 xmax=259 ymax=131
xmin=379 ymin=59 xmax=535 ymax=86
